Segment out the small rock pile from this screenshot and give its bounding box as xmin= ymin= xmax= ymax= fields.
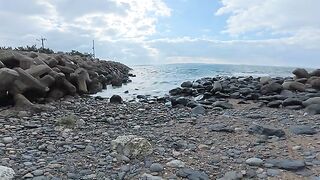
xmin=169 ymin=68 xmax=320 ymax=114
xmin=0 ymin=50 xmax=131 ymax=108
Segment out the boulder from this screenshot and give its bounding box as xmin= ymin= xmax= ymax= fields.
xmin=110 ymin=95 xmax=123 ymax=103
xmin=267 ymin=100 xmax=283 ymax=108
xmin=56 ymin=65 xmax=74 ymax=74
xmin=0 ymin=165 xmax=15 ymax=180
xmin=282 ymin=98 xmax=302 ymax=107
xmin=111 ymin=135 xmax=152 ymax=159
xmin=61 ymin=78 xmax=77 ymax=95
xmin=48 ymin=88 xmax=65 ymax=100
xmin=310 ymin=69 xmax=320 ymax=77
xmin=260 ymin=76 xmax=272 ymax=85
xmin=39 ymin=74 xmax=55 ymax=87
xmin=12 ymin=68 xmax=49 ymax=94
xmin=181 ymin=81 xmax=192 ymax=88
xmin=169 ymin=87 xmax=182 ymax=96
xmin=13 ymin=93 xmax=34 ymax=107
xmin=71 ymin=68 xmax=91 ymax=94
xmin=212 ymin=101 xmax=233 ymax=109
xmin=288 ymin=81 xmax=305 ymax=92
xmin=261 ymin=82 xmax=282 ymax=95
xmin=302 ymin=97 xmax=320 ymax=107
xmin=292 ymin=68 xmax=309 ymax=79
xmin=0 ymin=68 xmax=19 ymax=91
xmin=213 ymin=81 xmax=222 ymax=92
xmin=88 ymin=78 xmax=103 ymax=94
xmin=191 ymin=105 xmax=206 ymax=115
xmin=310 ymin=77 xmax=320 ymax=89
xmin=305 ymin=104 xmax=320 ymax=115
xmin=25 ymin=64 xmax=52 ymax=78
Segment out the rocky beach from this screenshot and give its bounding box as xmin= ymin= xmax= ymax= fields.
xmin=1 ymin=50 xmax=320 ymax=179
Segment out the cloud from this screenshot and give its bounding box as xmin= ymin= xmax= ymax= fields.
xmin=216 ymin=0 xmax=320 ymax=36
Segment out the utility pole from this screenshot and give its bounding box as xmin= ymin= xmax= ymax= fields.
xmin=92 ymin=40 xmax=95 ymax=58
xmin=37 ymin=37 xmax=47 ymax=49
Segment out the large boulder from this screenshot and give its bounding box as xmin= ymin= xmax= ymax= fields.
xmin=213 ymin=81 xmax=222 ymax=92
xmin=25 ymin=64 xmax=52 ymax=78
xmin=310 ymin=69 xmax=320 ymax=77
xmin=288 ymin=81 xmax=305 ymax=92
xmin=282 ymin=98 xmax=302 ymax=107
xmin=110 ymin=95 xmax=123 ymax=103
xmin=181 ymin=81 xmax=192 ymax=88
xmin=260 ymin=76 xmax=272 ymax=85
xmin=111 ymin=135 xmax=152 ymax=159
xmin=292 ymin=68 xmax=309 ymax=79
xmin=12 ymin=67 xmax=49 ymax=94
xmin=305 ymin=104 xmax=320 ymax=115
xmin=261 ymin=82 xmax=283 ymax=95
xmin=302 ymin=97 xmax=320 ymax=107
xmin=0 ymin=165 xmax=15 ymax=180
xmin=0 ymin=68 xmax=19 ymax=91
xmin=310 ymin=77 xmax=320 ymax=89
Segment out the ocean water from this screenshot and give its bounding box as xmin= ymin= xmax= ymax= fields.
xmin=95 ymin=63 xmax=297 ymax=100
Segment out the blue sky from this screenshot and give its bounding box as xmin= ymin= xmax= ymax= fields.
xmin=0 ymin=0 xmax=320 ymax=67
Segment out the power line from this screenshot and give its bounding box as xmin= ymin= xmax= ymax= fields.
xmin=92 ymin=40 xmax=95 ymax=58
xmin=37 ymin=37 xmax=47 ymax=49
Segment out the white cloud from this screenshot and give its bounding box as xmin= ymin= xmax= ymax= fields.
xmin=216 ymin=0 xmax=320 ymax=36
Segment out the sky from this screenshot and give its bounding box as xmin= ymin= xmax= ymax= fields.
xmin=0 ymin=0 xmax=320 ymax=67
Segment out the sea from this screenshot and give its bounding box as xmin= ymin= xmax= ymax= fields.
xmin=94 ymin=63 xmax=300 ymax=100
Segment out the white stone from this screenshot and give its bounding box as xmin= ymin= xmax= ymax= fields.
xmin=166 ymin=159 xmax=185 ymax=168
xmin=246 ymin=157 xmax=264 ymax=166
xmin=111 ymin=135 xmax=152 ymax=159
xmin=0 ymin=166 xmax=15 ymax=180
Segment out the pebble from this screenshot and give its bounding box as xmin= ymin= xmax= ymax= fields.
xmin=2 ymin=137 xmax=13 ymax=144
xmin=246 ymin=157 xmax=264 ymax=166
xmin=150 ymin=163 xmax=164 ymax=172
xmin=166 ymin=160 xmax=185 ymax=168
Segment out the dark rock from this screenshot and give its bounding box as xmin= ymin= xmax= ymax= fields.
xmin=310 ymin=69 xmax=320 ymax=77
xmin=289 ymin=81 xmax=306 ymax=92
xmin=175 ymin=97 xmax=190 ymax=106
xmin=248 ymin=124 xmax=285 ymax=137
xmin=191 ymin=105 xmax=206 ymax=115
xmin=282 ymin=98 xmax=302 ymax=107
xmin=149 ymin=163 xmax=164 ymax=172
xmin=110 ymin=95 xmax=123 ymax=103
xmin=209 ymin=124 xmax=235 ymax=133
xmin=267 ymin=100 xmax=283 ymax=108
xmin=310 ymin=77 xmax=320 ymax=90
xmin=176 ymin=168 xmax=209 ymax=180
xmin=303 ymin=97 xmax=320 ymax=107
xmin=213 ymin=81 xmax=222 ymax=92
xmin=290 ymin=125 xmax=317 ymax=135
xmin=266 ymin=159 xmax=305 ymax=171
xmin=186 ymin=100 xmax=198 ymax=108
xmin=293 ymin=68 xmax=309 ymax=79
xmin=261 ymin=82 xmax=283 ymax=95
xmin=305 ymin=104 xmax=320 ymax=115
xmin=181 ymin=81 xmax=193 ymax=88
xmin=212 ymin=101 xmax=233 ymax=109
xmin=214 ymin=92 xmax=230 ymax=98
xmin=169 ymin=87 xmax=182 ymax=96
